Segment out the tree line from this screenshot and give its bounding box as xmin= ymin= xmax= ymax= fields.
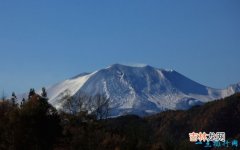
xmin=0 ymin=88 xmax=240 ymax=150
xmin=0 ymin=87 xmax=111 ymax=149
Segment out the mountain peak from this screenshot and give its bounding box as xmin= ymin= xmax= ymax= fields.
xmin=108 ymin=63 xmax=127 ymax=68
xmin=108 ymin=63 xmax=149 ymax=69
xmin=23 ymin=64 xmax=240 ymax=117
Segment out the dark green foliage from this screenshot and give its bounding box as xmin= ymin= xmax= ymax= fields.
xmin=1 ymin=91 xmax=240 ymax=150
xmin=0 ymin=100 xmax=19 ymax=150
xmin=41 ymin=87 xmax=48 ymax=100
xmin=11 ymin=92 xmax=17 ymax=106
xmin=0 ymin=95 xmax=62 ymax=150
xmin=28 ymin=88 xmax=35 ymax=99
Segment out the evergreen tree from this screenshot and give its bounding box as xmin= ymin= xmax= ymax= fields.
xmin=28 ymin=88 xmax=35 ymax=99
xmin=21 ymin=98 xmax=26 ymax=107
xmin=6 ymin=95 xmax=62 ymax=149
xmin=41 ymin=87 xmax=47 ymax=100
xmin=11 ymin=92 xmax=17 ymax=106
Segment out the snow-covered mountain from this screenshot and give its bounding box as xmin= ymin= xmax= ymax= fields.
xmin=21 ymin=64 xmax=240 ymax=116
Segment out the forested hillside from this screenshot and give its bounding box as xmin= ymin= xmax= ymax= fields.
xmin=0 ymin=92 xmax=239 ymax=150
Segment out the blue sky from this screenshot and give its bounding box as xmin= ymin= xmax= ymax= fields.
xmin=0 ymin=0 xmax=239 ymax=95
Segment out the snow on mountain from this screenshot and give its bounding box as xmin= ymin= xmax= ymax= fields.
xmin=19 ymin=64 xmax=240 ymax=116
xmin=47 ymin=71 xmax=98 ymax=109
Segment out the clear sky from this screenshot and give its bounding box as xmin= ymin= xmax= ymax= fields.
xmin=0 ymin=0 xmax=239 ymax=95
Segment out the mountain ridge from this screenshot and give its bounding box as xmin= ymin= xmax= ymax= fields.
xmin=18 ymin=64 xmax=240 ymax=116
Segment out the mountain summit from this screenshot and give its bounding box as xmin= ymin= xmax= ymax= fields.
xmin=33 ymin=64 xmax=240 ymax=116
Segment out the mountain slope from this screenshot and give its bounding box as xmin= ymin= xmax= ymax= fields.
xmin=24 ymin=64 xmax=240 ymax=116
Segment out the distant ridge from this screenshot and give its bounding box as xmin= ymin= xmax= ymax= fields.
xmin=19 ymin=64 xmax=240 ymax=116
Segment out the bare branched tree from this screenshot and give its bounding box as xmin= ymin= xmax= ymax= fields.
xmin=60 ymin=90 xmax=110 ymax=120
xmin=1 ymin=89 xmax=6 ymax=101
xmin=90 ymin=94 xmax=110 ymax=120
xmin=61 ymin=90 xmax=88 ymax=115
xmin=61 ymin=90 xmax=76 ymax=115
xmin=74 ymin=92 xmax=89 ymax=113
